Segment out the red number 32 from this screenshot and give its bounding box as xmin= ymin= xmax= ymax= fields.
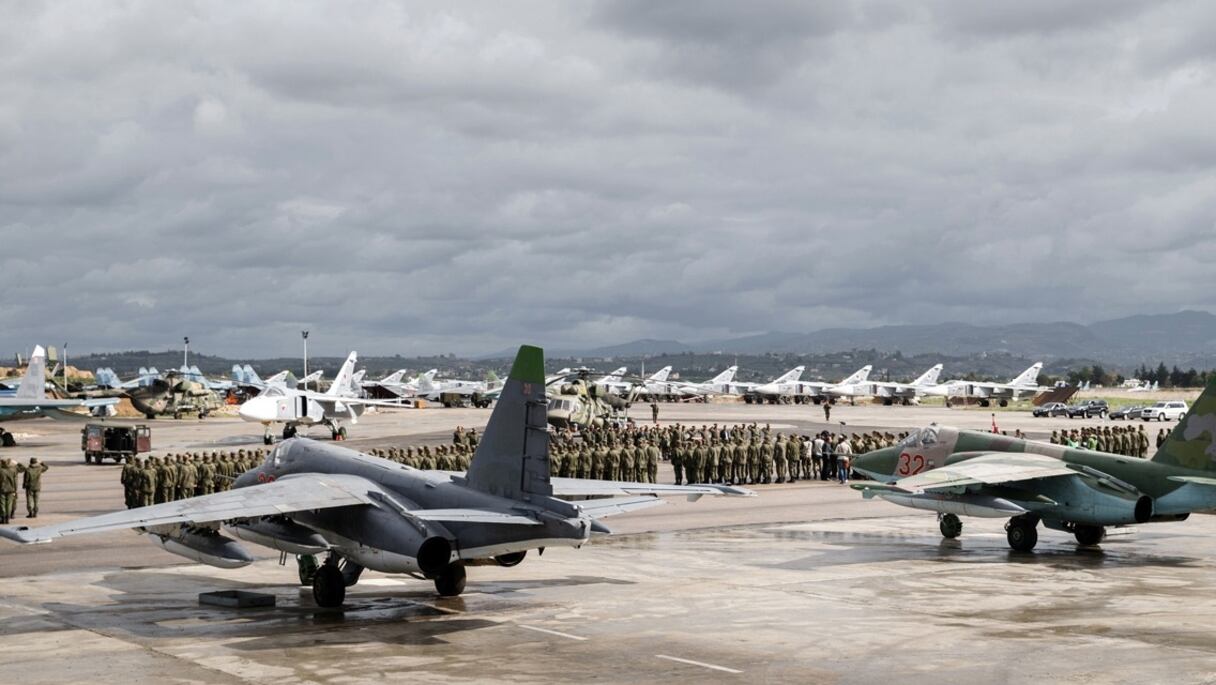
xmin=897 ymin=452 xmax=925 ymax=476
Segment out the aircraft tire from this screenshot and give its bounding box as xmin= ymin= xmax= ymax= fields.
xmin=434 ymin=563 xmax=467 ymax=597
xmin=939 ymin=513 xmax=963 ymax=539
xmin=1074 ymin=525 xmax=1105 ymax=546
xmin=263 ymin=434 xmax=273 ymax=445
xmin=312 ymin=564 xmax=345 ymax=608
xmin=1006 ymin=520 xmax=1038 ymax=552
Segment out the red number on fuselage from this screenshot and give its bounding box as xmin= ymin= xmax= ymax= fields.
xmin=897 ymin=452 xmax=926 ymax=476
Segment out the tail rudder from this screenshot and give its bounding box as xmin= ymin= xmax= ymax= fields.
xmin=914 ymin=364 xmax=944 ymax=387
xmin=1152 ymin=379 xmax=1216 ymax=471
xmin=774 ymin=366 xmax=805 ymax=384
xmin=649 ymin=365 xmax=672 ymax=382
xmin=327 ymin=352 xmax=357 ymax=396
xmin=382 ymin=370 xmax=405 ymax=385
xmin=15 ymin=345 xmax=48 ymax=399
xmin=1011 ymin=362 xmax=1042 ymax=387
xmin=711 ymin=366 xmax=737 ymax=384
xmin=841 ymin=365 xmax=872 ymax=385
xmin=466 ymin=345 xmax=550 ymax=499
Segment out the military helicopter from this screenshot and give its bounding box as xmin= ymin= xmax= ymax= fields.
xmin=545 ymin=367 xmax=642 ymax=430
xmin=125 ymin=369 xmax=222 ymax=420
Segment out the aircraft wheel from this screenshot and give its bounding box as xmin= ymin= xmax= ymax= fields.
xmin=312 ymin=564 xmax=345 ymax=607
xmin=1074 ymin=525 xmax=1105 ymax=546
xmin=434 ymin=563 xmax=467 ymax=597
xmin=263 ymin=434 xmax=273 ymax=446
xmin=337 ymin=426 xmax=347 ymax=441
xmin=998 ymin=400 xmax=1009 ymax=408
xmin=1006 ymin=519 xmax=1038 ymax=552
xmin=939 ymin=513 xmax=963 ymax=539
xmin=283 ymin=425 xmax=296 ymax=440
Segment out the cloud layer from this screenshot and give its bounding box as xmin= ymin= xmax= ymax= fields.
xmin=2 ymin=1 xmax=1214 ymax=358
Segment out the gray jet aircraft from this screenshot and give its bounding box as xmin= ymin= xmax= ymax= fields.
xmin=0 ymin=345 xmax=751 ymax=606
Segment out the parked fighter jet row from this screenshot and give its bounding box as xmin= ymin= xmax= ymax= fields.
xmin=585 ymin=361 xmax=1045 ymax=408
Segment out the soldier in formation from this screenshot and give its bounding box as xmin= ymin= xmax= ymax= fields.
xmin=120 ymin=449 xmax=266 ymax=508
xmin=1049 ymin=424 xmax=1150 ymax=457
xmin=0 ymin=458 xmax=18 ymax=524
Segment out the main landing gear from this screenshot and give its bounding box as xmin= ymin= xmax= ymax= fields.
xmin=331 ymin=425 xmax=347 ymax=441
xmin=1005 ymin=515 xmax=1039 ymax=552
xmin=282 ymin=425 xmax=298 ymax=440
xmin=938 ymin=513 xmax=963 ymax=539
xmin=1073 ymin=524 xmax=1106 ymax=547
xmin=433 ymin=563 xmax=467 ymax=597
xmin=311 ymin=554 xmax=365 ymax=608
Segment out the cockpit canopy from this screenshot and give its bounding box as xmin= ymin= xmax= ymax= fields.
xmin=898 ymin=425 xmax=939 ymax=449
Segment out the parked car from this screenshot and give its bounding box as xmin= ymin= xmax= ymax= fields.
xmin=1109 ymin=405 xmax=1145 ymax=420
xmin=1067 ymin=399 xmax=1109 ymax=418
xmin=1033 ymin=402 xmax=1069 ymax=417
xmin=1141 ymin=401 xmax=1188 ymax=422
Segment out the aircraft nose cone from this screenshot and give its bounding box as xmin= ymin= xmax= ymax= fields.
xmin=852 ymin=447 xmax=899 ymax=480
xmin=239 ymin=398 xmax=274 ymax=422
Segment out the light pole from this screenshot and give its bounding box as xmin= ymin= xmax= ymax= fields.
xmin=63 ymin=342 xmax=68 ymax=388
xmin=302 ymin=330 xmax=310 ymax=378
xmin=183 ymin=336 xmax=190 ymax=369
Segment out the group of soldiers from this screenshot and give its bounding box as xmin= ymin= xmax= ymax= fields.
xmin=1048 ymin=424 xmax=1155 ymax=457
xmin=119 ymin=449 xmax=265 ymax=508
xmin=0 ymin=458 xmax=49 ymax=523
xmin=563 ymin=423 xmax=905 ymax=486
xmin=365 ymin=426 xmax=480 ymax=471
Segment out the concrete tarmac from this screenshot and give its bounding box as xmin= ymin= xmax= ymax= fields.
xmin=0 ymin=404 xmax=1203 ymax=683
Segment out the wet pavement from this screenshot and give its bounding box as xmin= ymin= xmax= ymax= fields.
xmin=3 ymin=510 xmax=1216 ymax=683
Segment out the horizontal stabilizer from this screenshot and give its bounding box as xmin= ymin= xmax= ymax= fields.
xmin=575 ymin=496 xmax=668 ymax=519
xmin=550 ymin=477 xmax=754 ymax=498
xmin=406 ymin=508 xmax=541 ymax=526
xmin=1167 ymin=475 xmax=1216 ymax=487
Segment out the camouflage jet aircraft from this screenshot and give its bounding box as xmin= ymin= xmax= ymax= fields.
xmin=0 ymin=346 xmax=750 ymax=606
xmin=851 ymin=379 xmax=1216 ymax=551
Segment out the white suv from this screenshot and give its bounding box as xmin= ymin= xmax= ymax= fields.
xmin=1141 ymin=401 xmax=1188 ymax=422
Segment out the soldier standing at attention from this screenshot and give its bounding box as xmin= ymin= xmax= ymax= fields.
xmin=823 ymin=402 xmax=831 ymax=422
xmin=19 ymin=458 xmax=49 ymax=518
xmin=773 ymin=435 xmax=787 ymax=484
xmin=140 ymin=458 xmax=157 ymax=508
xmin=0 ymin=459 xmax=18 ymax=524
xmin=121 ymin=456 xmax=138 ymax=509
xmin=644 ymin=439 xmax=660 ymax=484
xmin=651 ymin=402 xmax=659 ymax=425
xmin=180 ymin=456 xmax=198 ymax=501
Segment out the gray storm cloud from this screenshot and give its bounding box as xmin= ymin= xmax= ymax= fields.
xmin=0 ymin=0 xmax=1213 ymax=358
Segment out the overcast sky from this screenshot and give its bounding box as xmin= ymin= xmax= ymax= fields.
xmin=2 ymin=1 xmax=1214 ymax=359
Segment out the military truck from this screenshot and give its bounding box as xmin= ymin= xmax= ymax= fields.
xmin=81 ymin=423 xmax=151 ymax=464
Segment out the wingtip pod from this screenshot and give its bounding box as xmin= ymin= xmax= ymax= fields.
xmin=508 ymin=345 xmax=545 ymax=384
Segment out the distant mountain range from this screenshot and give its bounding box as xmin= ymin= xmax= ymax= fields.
xmin=486 ymin=311 xmax=1216 ymax=367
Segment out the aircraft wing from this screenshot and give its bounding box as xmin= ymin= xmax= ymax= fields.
xmin=888 ymin=452 xmax=1077 ymax=494
xmin=549 ymin=477 xmax=753 ymax=498
xmin=0 ymin=473 xmax=376 ymax=544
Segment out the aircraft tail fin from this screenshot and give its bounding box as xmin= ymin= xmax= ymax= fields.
xmin=1011 ymin=362 xmax=1042 ymax=387
xmin=381 ymin=370 xmax=406 ymax=385
xmin=601 ymin=366 xmax=626 ymax=382
xmin=772 ymin=366 xmax=805 ymax=384
xmin=649 ymin=365 xmax=672 ymax=382
xmin=327 ymin=352 xmax=357 ymax=397
xmin=710 ymin=366 xmax=737 ymax=384
xmin=416 ymin=369 xmax=439 ymax=392
xmin=841 ymin=365 xmax=872 ymax=385
xmin=1152 ymin=379 xmax=1216 ymax=471
xmin=913 ymin=364 xmax=944 ymax=387
xmin=16 ymin=346 xmax=48 ymax=399
xmin=466 ymin=345 xmax=551 ymax=499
